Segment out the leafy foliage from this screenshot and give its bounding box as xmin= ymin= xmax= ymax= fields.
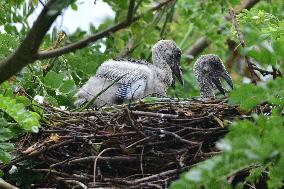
xmin=229 ymin=77 xmax=284 ymax=109
xmin=0 ymin=83 xmax=40 ymax=164
xmin=170 ymin=114 xmax=284 ymax=189
xmin=0 ymin=0 xmax=283 ymax=188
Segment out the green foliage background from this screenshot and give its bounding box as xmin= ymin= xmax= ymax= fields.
xmin=0 ymin=0 xmax=283 ymax=187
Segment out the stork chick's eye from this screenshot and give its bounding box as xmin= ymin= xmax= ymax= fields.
xmin=211 ymin=61 xmax=223 ymax=70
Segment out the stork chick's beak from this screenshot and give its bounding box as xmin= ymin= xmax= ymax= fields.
xmin=211 ymin=71 xmax=233 ymax=96
xmin=172 ymin=63 xmax=184 ymax=87
xmin=221 ymin=71 xmax=234 ymax=89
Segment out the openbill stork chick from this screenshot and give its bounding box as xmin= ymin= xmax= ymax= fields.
xmin=193 ymin=54 xmax=233 ymax=99
xmin=75 ymin=40 xmax=184 ymax=107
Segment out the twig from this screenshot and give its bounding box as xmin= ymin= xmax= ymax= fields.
xmin=160 ymin=5 xmax=175 ymax=38
xmin=161 ymin=130 xmax=200 ymax=145
xmin=93 ymin=148 xmax=118 ymax=186
xmin=229 ymin=8 xmax=259 ymax=84
xmin=119 ymin=37 xmax=136 ymax=58
xmin=77 ymin=75 xmax=126 ymax=111
xmin=126 ymin=136 xmax=151 ymax=149
xmin=31 ymin=168 xmax=74 ymax=179
xmin=131 ymin=110 xmax=179 ymax=119
xmin=125 ymin=108 xmax=146 ymax=137
xmin=144 ymin=127 xmax=200 ymax=145
xmin=131 ymin=166 xmax=190 ymax=184
xmin=4 ymin=139 xmax=74 ymax=168
xmin=59 ymin=155 xmax=156 ymax=165
xmin=63 ymin=180 xmax=88 ymax=189
xmin=252 ymin=64 xmax=282 ymax=79
xmin=140 ymin=146 xmax=145 ymax=177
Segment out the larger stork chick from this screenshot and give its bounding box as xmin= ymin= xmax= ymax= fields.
xmin=75 ymin=40 xmax=184 ymax=107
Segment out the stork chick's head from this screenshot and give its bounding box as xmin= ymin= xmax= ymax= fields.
xmin=152 ymin=40 xmax=184 ymax=86
xmin=193 ymin=54 xmax=233 ymax=98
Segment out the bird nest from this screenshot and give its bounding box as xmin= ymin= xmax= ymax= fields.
xmin=4 ymin=98 xmax=248 ymax=188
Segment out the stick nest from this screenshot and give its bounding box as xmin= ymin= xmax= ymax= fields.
xmin=3 ymin=98 xmax=248 ymax=188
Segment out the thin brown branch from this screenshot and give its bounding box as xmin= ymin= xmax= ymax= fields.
xmin=229 ymin=8 xmax=259 ymax=84
xmin=93 ymin=148 xmax=118 ymax=186
xmin=132 ymin=110 xmax=179 ymax=119
xmin=0 ymin=0 xmax=71 ymax=83
xmin=160 ymin=130 xmax=200 ymax=145
xmin=36 ymin=0 xmax=175 ymax=60
xmin=131 ymin=166 xmax=190 ymax=185
xmin=186 ymin=36 xmax=209 ymax=60
xmin=4 ymin=139 xmax=74 ymax=168
xmin=119 ymin=37 xmax=136 ymax=58
xmin=252 ymin=64 xmax=282 ymax=79
xmin=126 ymin=108 xmax=146 ymax=137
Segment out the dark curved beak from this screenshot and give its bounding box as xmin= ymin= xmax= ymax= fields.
xmin=211 ymin=71 xmax=233 ymax=96
xmin=172 ymin=63 xmax=184 ymax=87
xmin=221 ymin=71 xmax=234 ymax=89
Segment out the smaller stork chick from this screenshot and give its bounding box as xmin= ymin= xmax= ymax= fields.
xmin=75 ymin=40 xmax=184 ymax=107
xmin=193 ymin=54 xmax=233 ymax=99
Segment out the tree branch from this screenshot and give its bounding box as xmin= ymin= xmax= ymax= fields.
xmin=37 ymin=0 xmax=174 ymax=60
xmin=0 ymin=0 xmax=71 ymax=83
xmin=229 ymin=8 xmax=259 ymax=84
xmin=186 ymin=36 xmax=209 ymax=60
xmin=0 ymin=179 xmax=19 ymax=189
xmin=186 ymin=0 xmax=260 ymax=64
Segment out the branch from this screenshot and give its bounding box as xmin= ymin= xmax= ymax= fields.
xmin=132 ymin=110 xmax=179 ymax=119
xmin=119 ymin=37 xmax=136 ymax=58
xmin=36 ymin=0 xmax=175 ymax=60
xmin=229 ymin=8 xmax=259 ymax=84
xmin=251 ymin=64 xmax=282 ymax=79
xmin=186 ymin=0 xmax=260 ymax=63
xmin=186 ymin=36 xmax=209 ymax=60
xmin=0 ymin=0 xmax=71 ymax=83
xmin=0 ymin=179 xmax=19 ymax=189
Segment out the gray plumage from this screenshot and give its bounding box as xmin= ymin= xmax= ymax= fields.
xmin=75 ymin=40 xmax=184 ymax=107
xmin=193 ymin=54 xmax=233 ymax=99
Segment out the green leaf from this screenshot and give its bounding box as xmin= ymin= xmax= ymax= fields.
xmin=0 ymin=95 xmax=40 ymax=132
xmin=0 ymin=128 xmax=14 ymax=142
xmin=0 ymin=149 xmax=12 ymax=164
xmin=229 ymin=84 xmax=266 ymax=110
xmin=0 ymin=143 xmax=14 ymax=151
xmin=44 ymin=71 xmax=64 ymax=89
xmin=59 ymin=80 xmax=76 ymax=94
xmin=70 ymin=3 xmax=78 ymax=11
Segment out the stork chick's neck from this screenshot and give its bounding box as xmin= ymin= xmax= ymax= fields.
xmin=194 ymin=67 xmax=215 ymax=99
